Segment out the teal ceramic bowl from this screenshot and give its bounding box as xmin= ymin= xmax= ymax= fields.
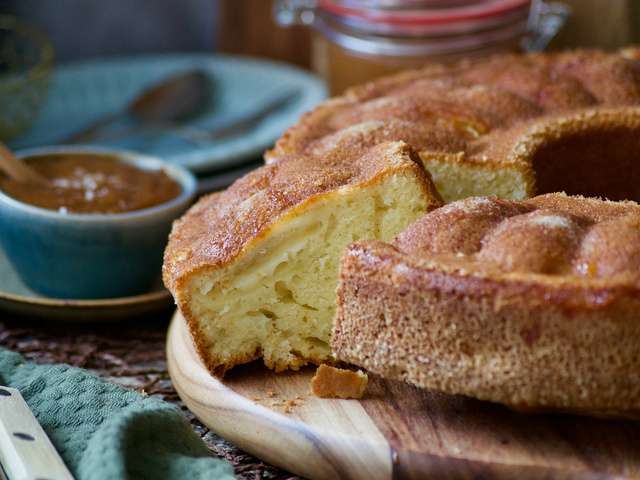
xmin=0 ymin=146 xmax=196 ymax=299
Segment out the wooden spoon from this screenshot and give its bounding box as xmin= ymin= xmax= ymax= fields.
xmin=0 ymin=142 xmax=48 ymax=185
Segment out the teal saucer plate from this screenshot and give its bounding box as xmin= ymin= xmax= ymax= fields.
xmin=0 ymin=244 xmax=171 ymax=321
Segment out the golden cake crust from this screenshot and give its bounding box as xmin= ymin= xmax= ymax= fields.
xmin=333 ymin=193 xmax=640 ymax=415
xmin=269 ymin=49 xmax=640 ymax=160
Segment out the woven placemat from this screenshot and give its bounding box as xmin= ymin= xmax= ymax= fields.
xmin=0 ymin=312 xmax=299 ymax=480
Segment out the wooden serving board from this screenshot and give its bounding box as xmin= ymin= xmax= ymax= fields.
xmin=167 ymin=311 xmax=640 ymax=480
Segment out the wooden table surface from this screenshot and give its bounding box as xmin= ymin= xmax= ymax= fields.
xmin=0 ymin=310 xmax=300 ymax=480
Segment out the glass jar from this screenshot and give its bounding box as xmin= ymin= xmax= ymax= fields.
xmin=274 ymin=0 xmax=569 ymax=94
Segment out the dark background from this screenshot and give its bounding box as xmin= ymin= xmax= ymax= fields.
xmin=1 ymin=0 xmax=217 ymax=61
xmin=3 ymin=1 xmax=640 ymax=70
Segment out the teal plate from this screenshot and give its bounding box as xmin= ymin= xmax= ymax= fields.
xmin=0 ymin=245 xmax=172 ymax=321
xmin=9 ymin=54 xmax=327 ymax=173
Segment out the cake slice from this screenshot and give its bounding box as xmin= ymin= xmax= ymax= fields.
xmin=163 ymin=142 xmax=442 ymax=375
xmin=333 ymin=193 xmax=640 ymax=415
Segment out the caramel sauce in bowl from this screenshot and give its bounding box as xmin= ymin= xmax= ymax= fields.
xmin=0 ymin=147 xmax=196 ymax=299
xmin=0 ymin=153 xmax=183 ymax=214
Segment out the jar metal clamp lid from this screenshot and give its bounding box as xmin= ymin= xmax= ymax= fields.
xmin=274 ymin=0 xmax=570 ymax=56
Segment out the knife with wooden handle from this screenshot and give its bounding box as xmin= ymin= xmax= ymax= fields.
xmin=0 ymin=386 xmax=73 ymax=480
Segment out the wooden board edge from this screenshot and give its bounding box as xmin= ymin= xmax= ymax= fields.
xmin=166 ymin=310 xmax=393 ymax=480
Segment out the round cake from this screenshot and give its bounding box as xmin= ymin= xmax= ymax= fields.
xmin=164 ymin=48 xmax=640 ymax=413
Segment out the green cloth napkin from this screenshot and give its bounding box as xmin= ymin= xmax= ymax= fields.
xmin=0 ymin=348 xmax=235 ymax=480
